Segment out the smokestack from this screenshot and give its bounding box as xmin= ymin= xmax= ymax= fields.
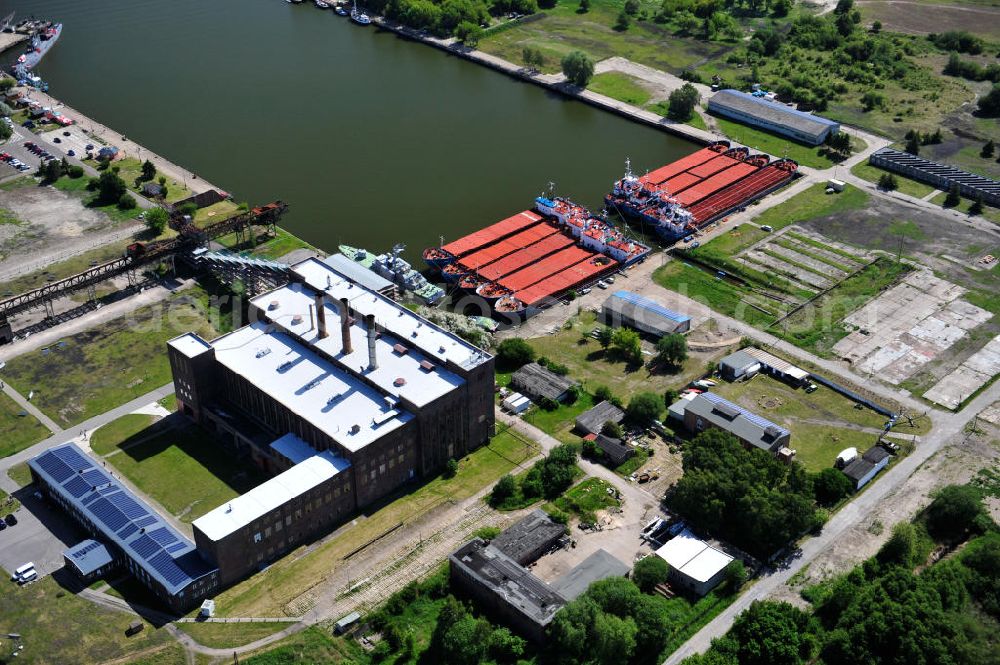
xmin=339 ymin=298 xmax=352 ymax=354
xmin=314 ymin=293 xmax=327 ymax=339
xmin=366 ymin=314 xmax=377 ymax=371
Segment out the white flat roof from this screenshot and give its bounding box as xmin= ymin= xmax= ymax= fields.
xmin=655 ymin=528 xmax=733 ymax=584
xmin=251 ymin=279 xmax=465 ymax=408
xmin=169 ymin=332 xmax=213 ymax=358
xmin=289 ymin=258 xmax=490 ymax=370
xmin=193 ymin=453 xmax=351 ymax=541
xmin=270 ymin=433 xmax=324 ymax=464
xmin=210 ymin=322 xmax=413 ymax=451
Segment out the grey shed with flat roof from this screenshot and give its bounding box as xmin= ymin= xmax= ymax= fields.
xmin=550 ymin=549 xmax=629 ymax=601
xmin=511 ymin=362 xmax=576 ymax=403
xmin=719 ymin=350 xmax=761 ymax=382
xmin=708 ymin=89 xmax=840 ymax=145
xmin=575 ymin=400 xmax=625 ymax=436
xmin=595 ymin=434 xmax=634 ymax=467
xmin=492 ymin=509 xmax=566 ymax=565
xmin=322 ymin=253 xmax=398 ymax=300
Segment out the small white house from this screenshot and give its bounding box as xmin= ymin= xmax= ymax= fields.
xmin=502 ymin=392 xmax=532 ymax=415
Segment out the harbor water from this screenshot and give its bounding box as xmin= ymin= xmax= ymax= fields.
xmin=0 ymin=0 xmax=697 ymax=261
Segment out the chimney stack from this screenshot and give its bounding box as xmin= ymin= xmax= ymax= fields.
xmin=339 ymin=298 xmax=352 ymax=354
xmin=366 ymin=314 xmax=377 ymax=371
xmin=313 ymin=294 xmax=327 ymax=339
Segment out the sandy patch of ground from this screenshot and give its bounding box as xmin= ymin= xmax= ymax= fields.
xmin=858 ymin=1 xmax=1000 ymax=40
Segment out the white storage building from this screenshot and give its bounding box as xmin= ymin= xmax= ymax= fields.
xmin=654 ymin=528 xmax=734 ymax=596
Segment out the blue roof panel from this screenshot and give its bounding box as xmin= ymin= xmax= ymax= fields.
xmin=717 ymin=89 xmax=840 ymax=128
xmin=611 ymin=290 xmax=690 ymax=323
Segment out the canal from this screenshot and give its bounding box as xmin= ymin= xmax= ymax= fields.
xmin=2 ymin=0 xmax=696 ymax=261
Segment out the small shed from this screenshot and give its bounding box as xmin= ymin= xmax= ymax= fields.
xmin=510 ymin=362 xmax=575 ymax=403
xmin=502 ymin=392 xmax=531 ymax=414
xmin=199 ymin=599 xmax=216 ymax=618
xmin=141 ymin=182 xmax=165 ymax=198
xmin=843 ymin=445 xmax=891 ymax=490
xmin=718 ymin=350 xmax=761 ymax=382
xmin=574 ymin=400 xmax=625 ymax=436
xmin=335 ymin=611 xmax=361 ymax=634
xmin=655 ymin=529 xmax=734 ymax=597
xmin=595 ymin=434 xmax=634 ymax=467
xmin=97 ymin=146 xmax=119 ymax=161
xmin=743 ymin=348 xmax=809 ymax=386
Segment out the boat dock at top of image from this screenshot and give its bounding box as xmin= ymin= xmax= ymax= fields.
xmin=607 ymin=143 xmax=798 ymax=242
xmin=423 ymin=194 xmax=651 ymax=318
xmin=8 ymin=18 xmax=61 ymax=91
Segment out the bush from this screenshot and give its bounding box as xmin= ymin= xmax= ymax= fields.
xmin=144 ymin=207 xmax=170 ymax=235
xmin=877 ymin=173 xmax=898 ymax=191
xmin=117 ymin=193 xmax=137 ymax=210
xmin=626 ymin=392 xmax=662 ymax=424
xmin=67 ymin=165 xmax=85 ymax=179
xmin=944 ymin=184 xmax=961 ymax=208
xmin=496 ymin=338 xmax=535 ymax=369
xmin=812 ymin=467 xmax=854 ymax=506
xmin=443 ymin=458 xmax=458 ymax=478
xmin=724 ymin=559 xmax=747 ymax=591
xmin=489 ymin=474 xmax=517 ymax=506
xmin=978 ymin=83 xmax=1000 ymax=116
xmin=601 ymin=420 xmax=623 ymax=438
xmin=594 ymin=385 xmax=614 ymax=403
xmin=632 ymin=555 xmax=670 ymax=592
xmin=926 ymin=485 xmax=987 ymax=541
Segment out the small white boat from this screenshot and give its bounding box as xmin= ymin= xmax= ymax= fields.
xmin=315 ymin=0 xmax=331 ymax=8
xmin=335 ymin=5 xmax=349 ymax=14
xmin=350 ymin=0 xmax=371 ymax=24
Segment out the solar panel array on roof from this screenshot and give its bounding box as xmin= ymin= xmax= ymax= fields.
xmin=71 ymin=540 xmax=103 ymax=558
xmin=28 ymin=443 xmax=217 ymax=598
xmin=700 ymin=392 xmax=789 ymax=437
xmin=609 ymin=291 xmax=690 ymax=323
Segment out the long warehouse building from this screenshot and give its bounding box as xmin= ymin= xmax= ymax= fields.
xmin=707 ymin=89 xmax=840 ymax=146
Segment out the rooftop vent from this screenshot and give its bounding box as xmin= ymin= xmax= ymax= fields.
xmin=291 ymin=314 xmax=303 ymax=325
xmin=439 ymin=345 xmax=446 ymax=353
xmin=278 ymin=360 xmax=294 ymax=372
xmin=255 ymin=348 xmax=272 ymax=359
xmin=420 ymin=360 xmax=435 ymax=372
xmin=393 ymin=343 xmax=408 ymax=355
xmin=327 ymin=394 xmax=341 ymax=406
xmin=394 ymin=377 xmax=407 ymax=387
xmin=713 ymin=403 xmax=740 ymax=420
xmin=350 ymin=424 xmax=361 ymax=434
xmin=268 ymin=300 xmax=280 ymax=311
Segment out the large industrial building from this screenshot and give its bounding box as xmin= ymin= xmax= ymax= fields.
xmin=167 ymin=257 xmax=494 ymax=588
xmin=29 ymin=443 xmax=220 ymax=612
xmin=869 ymin=148 xmax=1000 ymax=207
xmin=602 ymin=290 xmax=691 ymax=337
xmin=683 ymin=392 xmax=791 ymax=453
xmin=708 ymin=89 xmax=840 ymax=146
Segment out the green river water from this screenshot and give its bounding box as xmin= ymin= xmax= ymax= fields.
xmin=2 ymin=0 xmax=696 ymax=262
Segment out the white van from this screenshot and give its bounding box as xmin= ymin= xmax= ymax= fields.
xmin=12 ymin=563 xmax=35 ymax=582
xmin=18 ymin=569 xmax=37 ymax=584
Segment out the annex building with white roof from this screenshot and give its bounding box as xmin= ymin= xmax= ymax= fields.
xmin=654 ymin=528 xmax=734 ymax=597
xmin=169 ymin=258 xmax=494 ymax=586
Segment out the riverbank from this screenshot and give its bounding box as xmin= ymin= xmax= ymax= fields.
xmin=21 ymin=88 xmax=226 ymax=198
xmin=373 ymin=18 xmax=717 ymax=149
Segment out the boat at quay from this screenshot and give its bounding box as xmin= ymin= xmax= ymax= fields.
xmin=340 ymin=243 xmax=445 ymax=305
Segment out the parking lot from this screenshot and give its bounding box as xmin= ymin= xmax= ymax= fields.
xmin=0 ymin=488 xmax=81 ymax=583
xmin=0 ymin=119 xmax=90 ymax=181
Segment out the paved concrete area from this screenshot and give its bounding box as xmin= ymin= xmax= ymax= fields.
xmin=0 ymin=488 xmax=84 ymax=579
xmin=924 ymin=334 xmax=1000 ymax=409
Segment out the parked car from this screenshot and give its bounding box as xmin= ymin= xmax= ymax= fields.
xmin=596 ymin=280 xmax=609 ymax=290
xmin=690 ymin=241 xmax=701 ymax=248
xmin=67 ymin=149 xmax=75 ymax=156
xmin=62 ymin=130 xmax=70 ymax=136
xmin=52 ymin=137 xmax=60 ymax=143
xmin=578 ymin=287 xmax=591 ymax=296
xmin=761 ymin=225 xmax=773 ymax=232
xmin=0 ymin=520 xmax=6 ymax=531
xmin=22 ymin=120 xmax=35 ymax=128
xmin=85 ymin=143 xmax=94 ymax=150
xmin=805 ymin=383 xmax=818 ymax=393
xmin=4 ymin=514 xmax=15 ymax=526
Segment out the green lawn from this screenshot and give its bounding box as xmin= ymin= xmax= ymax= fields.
xmin=712 ymin=116 xmax=836 ymax=169
xmin=615 ymin=446 xmax=650 ymax=476
xmin=7 ymin=460 xmax=32 ymax=487
xmin=588 ymin=72 xmax=652 ymax=106
xmin=547 ymin=476 xmax=620 ymax=521
xmin=90 ymin=413 xmax=159 ymax=456
xmin=477 ymin=0 xmax=732 ymax=75
xmin=0 ymin=391 xmax=50 ymax=458
xmin=176 ymin=621 xmax=293 ymax=649
xmin=193 ymin=200 xmax=241 ymax=227
xmin=85 ymin=156 xmax=195 ymax=204
xmin=850 ymin=161 xmax=936 ymax=199
xmin=215 ymin=226 xmax=321 ymax=261
xmin=102 ymin=424 xmax=268 ymax=524
xmin=653 ymin=260 xmax=781 ymax=325
xmin=51 ymin=175 xmax=143 ymax=224
xmin=212 ymin=427 xmax=539 ymax=617
xmin=0 ymin=576 xmax=173 ymax=664
xmin=0 ymin=290 xmax=223 ymax=427
xmin=523 ymin=392 xmax=595 ymax=444
xmin=930 ymin=191 xmax=1000 ymax=225
xmin=240 ymin=626 xmax=366 ymax=665
xmin=751 ymin=182 xmax=870 ymax=231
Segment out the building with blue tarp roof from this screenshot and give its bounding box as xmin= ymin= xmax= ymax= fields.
xmin=602 ymin=290 xmax=691 ymax=337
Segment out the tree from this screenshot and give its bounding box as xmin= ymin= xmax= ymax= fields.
xmin=655 ymin=333 xmax=688 ymax=367
xmin=663 ymin=388 xmax=679 ymax=409
xmin=118 ymin=193 xmax=137 ymax=210
xmin=487 ymin=627 xmax=525 ymax=662
xmin=626 ymin=391 xmax=662 ymax=423
xmin=521 ymin=46 xmax=544 ymax=70
xmin=42 ymin=158 xmax=62 ymax=183
xmin=826 ymin=131 xmax=851 ymax=153
xmin=944 ymin=184 xmax=961 ymax=207
xmin=67 ymin=165 xmax=85 ymax=179
xmin=610 ymin=327 xmax=642 ymax=363
xmin=870 ymin=19 xmax=881 ymax=32
xmin=144 ymin=207 xmax=169 ymax=236
xmin=730 ymin=601 xmax=814 ymax=665
xmin=877 ymin=173 xmax=898 ymax=191
xmin=861 ymin=90 xmax=885 ymax=111
xmin=613 ymin=10 xmax=630 ymax=30
xmin=904 ymin=133 xmax=920 ymax=155
xmin=926 ymin=484 xmax=987 ymax=541
xmin=140 ymin=159 xmax=156 ymax=182
xmin=812 ymin=467 xmax=854 ymax=506
xmin=666 ymin=83 xmax=700 ymax=122
xmin=454 ymin=21 xmax=483 ymax=46
xmin=771 ymin=0 xmax=791 ymax=16
xmin=632 ymin=555 xmax=669 ymax=592
xmin=833 ymin=0 xmax=853 ymax=14
xmin=982 ymin=139 xmax=996 ymax=158
xmin=578 ymin=0 xmax=590 ymax=12
xmin=876 ymin=522 xmax=918 ymax=567
xmin=969 ymin=195 xmax=984 ymax=216
xmin=496 ymin=338 xmax=535 ymax=369
xmin=977 ymin=84 xmax=1000 ymax=116
xmin=624 ymin=0 xmax=640 ymax=13
xmin=0 ymin=121 xmax=10 ymax=141
xmin=0 ymin=101 xmax=12 ymax=117
xmin=723 ymin=559 xmax=747 ymax=590
xmin=595 ymin=326 xmax=614 ymax=350
xmin=490 ymin=474 xmax=517 ymax=506
xmin=97 ymin=171 xmax=127 ymax=204
xmin=601 ymin=420 xmax=623 ymax=438
xmin=443 ymin=457 xmax=459 ymax=478
xmin=561 ymin=50 xmax=594 ymax=87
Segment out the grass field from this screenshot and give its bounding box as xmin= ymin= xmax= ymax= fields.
xmin=0 ymin=290 xmax=223 ymax=427
xmin=52 ymin=174 xmax=143 ymax=224
xmin=215 ymin=226 xmax=320 ymax=261
xmin=751 ymin=183 xmax=871 ymax=231
xmin=212 ymin=428 xmax=539 ymax=617
xmin=930 ymin=191 xmax=1000 ymax=225
xmin=712 ymin=117 xmax=837 ymax=170
xmin=850 ymin=161 xmax=937 ymax=199
xmin=547 ymin=476 xmax=620 ymax=520
xmin=176 ymin=621 xmax=293 ymax=649
xmin=0 ymin=576 xmax=173 ymax=664
xmin=524 ymin=392 xmax=595 ymax=444
xmin=240 ymin=626 xmax=365 ymax=664
xmin=193 ymin=200 xmax=242 ymax=227
xmin=7 ymin=460 xmax=32 ymax=487
xmin=774 ymin=258 xmax=912 ymax=356
xmin=0 ymin=391 xmax=49 ymax=459
xmin=525 ymin=311 xmax=724 ymax=402
xmin=101 ymin=424 xmax=269 ymax=524
xmin=88 ymin=157 xmax=195 ymax=204
xmin=90 ymin=413 xmax=159 ymax=456
xmin=588 ymin=72 xmax=653 ymax=106
xmin=477 ymin=0 xmax=732 ymax=75
xmin=0 ymin=236 xmax=133 ymax=297
xmin=654 ymin=260 xmax=780 ymax=325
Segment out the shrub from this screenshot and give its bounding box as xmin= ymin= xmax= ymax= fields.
xmin=926 ymin=485 xmax=987 ymax=541
xmin=443 ymin=458 xmax=458 ymax=478
xmin=632 ymin=555 xmax=670 ymax=592
xmin=67 ymin=165 xmax=85 ymax=179
xmin=601 ymin=420 xmax=623 ymax=438
xmin=877 ymin=173 xmax=898 ymax=191
xmin=117 ymin=193 xmax=137 ymax=210
xmin=496 ymin=338 xmax=535 ymax=369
